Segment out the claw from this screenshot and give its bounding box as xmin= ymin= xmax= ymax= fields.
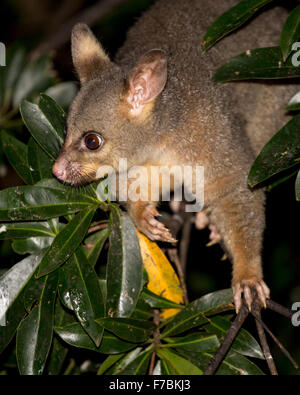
xmin=137 ymin=205 xmax=176 ymax=243
xmin=233 ymin=278 xmax=270 ymax=313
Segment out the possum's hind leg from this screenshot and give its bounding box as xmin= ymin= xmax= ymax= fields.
xmin=206 ymin=180 xmax=270 ymax=313
xmin=195 ymin=211 xmax=222 ymax=246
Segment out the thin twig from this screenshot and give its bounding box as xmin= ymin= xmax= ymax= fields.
xmin=87 ymin=222 xmax=108 ymax=235
xmin=203 ymin=302 xmax=249 ymax=375
xmin=266 ymin=299 xmax=293 ymax=319
xmin=252 ymin=313 xmax=299 ymax=370
xmin=148 ymin=351 xmax=156 ymax=376
xmin=179 ymin=212 xmax=193 ymax=276
xmin=167 ymin=248 xmax=189 ymax=305
xmin=148 ymin=309 xmax=160 ymax=375
xmin=252 ymin=301 xmax=278 ymax=375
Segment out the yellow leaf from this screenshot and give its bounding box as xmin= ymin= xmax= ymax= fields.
xmin=137 ymin=231 xmax=183 ymax=319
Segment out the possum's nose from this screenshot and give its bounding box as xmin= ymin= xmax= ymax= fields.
xmin=52 ymin=158 xmax=67 ymax=181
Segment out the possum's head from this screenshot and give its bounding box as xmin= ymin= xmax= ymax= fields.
xmin=52 ymin=23 xmax=167 ymax=185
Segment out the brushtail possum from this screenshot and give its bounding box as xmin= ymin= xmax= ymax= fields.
xmin=52 ymin=0 xmax=298 ymax=312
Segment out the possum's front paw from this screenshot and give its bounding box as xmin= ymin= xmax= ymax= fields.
xmin=135 ymin=205 xmax=176 ymax=243
xmin=232 ymin=278 xmax=270 ymax=314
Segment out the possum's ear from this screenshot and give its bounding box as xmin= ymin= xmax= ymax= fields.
xmin=71 ymin=23 xmax=111 ymax=84
xmin=126 ymin=49 xmax=167 ymax=116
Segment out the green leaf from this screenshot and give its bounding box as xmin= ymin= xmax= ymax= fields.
xmin=27 ymin=138 xmax=53 ymax=182
xmin=131 ymin=298 xmax=153 ymax=321
xmin=0 ymin=254 xmax=42 ymax=325
xmin=46 ymin=300 xmax=70 ymax=375
xmin=55 ymin=322 xmax=136 ymax=354
xmin=23 ymin=275 xmax=47 ymax=312
xmin=59 ymin=247 xmax=104 ymax=346
xmin=296 ymin=170 xmax=300 ymax=200
xmin=13 ymin=55 xmax=56 ymax=108
xmin=248 ymin=115 xmax=300 ymax=187
xmin=106 ymin=207 xmax=143 ymax=318
xmin=280 ymin=5 xmax=300 ymax=62
xmin=95 ymin=317 xmax=155 ymax=343
xmin=0 ymin=182 xmax=98 ymax=221
xmin=105 ymin=347 xmax=142 ymax=375
xmin=158 ymin=349 xmax=202 ymax=375
xmin=44 ymin=82 xmax=78 ymax=109
xmin=37 ymin=207 xmax=96 ymax=277
xmin=97 ymin=354 xmax=125 ymax=375
xmin=38 ymin=94 xmax=65 ymax=141
xmin=20 ymin=97 xmax=64 ymax=160
xmin=165 ymin=333 xmax=220 ymax=353
xmin=141 ymin=288 xmax=184 ymax=309
xmin=204 ymin=316 xmax=264 ymax=359
xmin=176 ymin=349 xmax=264 ymax=375
xmin=12 ymin=236 xmax=54 ymax=255
xmin=115 ymin=349 xmax=152 ymax=375
xmin=202 ymin=0 xmax=274 ymax=52
xmin=214 ymin=47 xmax=300 ymax=82
xmin=161 ymin=289 xmax=233 ymax=338
xmin=286 ymin=91 xmax=300 ymax=111
xmin=85 ymin=228 xmax=109 ymax=267
xmin=0 ymin=221 xmax=55 ymax=239
xmin=0 ymin=288 xmax=27 ymax=354
xmin=2 ymin=131 xmax=33 ymax=184
xmin=16 ymin=271 xmax=58 ymax=375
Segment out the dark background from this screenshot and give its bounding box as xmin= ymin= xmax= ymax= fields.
xmin=0 ymin=0 xmax=299 ymax=375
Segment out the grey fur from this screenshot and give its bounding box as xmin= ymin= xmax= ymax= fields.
xmin=54 ymin=0 xmax=299 ymax=307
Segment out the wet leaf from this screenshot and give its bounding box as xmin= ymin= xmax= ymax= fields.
xmin=55 ymin=322 xmax=136 ymax=354
xmin=84 ymin=228 xmax=109 ymax=267
xmin=16 ymin=271 xmax=58 ymax=375
xmin=0 ymin=289 xmax=27 ymax=354
xmin=46 ymin=300 xmax=71 ymax=375
xmin=106 ymin=207 xmax=143 ymax=318
xmin=97 ymin=354 xmax=124 ymax=375
xmin=0 ymin=254 xmax=42 ymax=325
xmin=141 ymin=288 xmax=184 ymax=310
xmin=59 ymin=247 xmax=104 ymax=346
xmin=27 ymin=137 xmax=53 ymax=182
xmin=20 ymin=96 xmax=64 ymax=160
xmin=95 ymin=317 xmax=155 ymax=343
xmin=248 ymin=114 xmax=300 ymax=187
xmin=165 ymin=333 xmax=220 ymax=353
xmin=204 ymin=316 xmax=264 ymax=359
xmin=176 ymin=348 xmax=264 ymax=375
xmin=115 ymin=349 xmax=151 ymax=375
xmin=105 ymin=347 xmax=142 ymax=375
xmin=0 ymin=182 xmax=98 ymax=221
xmin=161 ymin=289 xmax=233 ymax=337
xmin=280 ymin=5 xmax=300 ymax=61
xmin=158 ymin=348 xmax=202 ymax=375
xmin=37 ymin=207 xmax=96 ymax=277
xmin=286 ymin=91 xmax=300 ymax=111
xmin=202 ymin=0 xmax=274 ymax=52
xmin=214 ymin=47 xmax=300 ymax=82
xmin=2 ymin=131 xmax=33 ymax=184
xmin=0 ymin=221 xmax=55 ymax=239
xmin=12 ymin=236 xmax=54 ymax=255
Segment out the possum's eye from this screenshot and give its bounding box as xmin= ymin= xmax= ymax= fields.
xmin=84 ymin=132 xmax=103 ymax=151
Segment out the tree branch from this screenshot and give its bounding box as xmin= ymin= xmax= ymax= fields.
xmin=203 ymin=302 xmax=249 ymax=375
xmin=252 ymin=301 xmax=278 ymax=375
